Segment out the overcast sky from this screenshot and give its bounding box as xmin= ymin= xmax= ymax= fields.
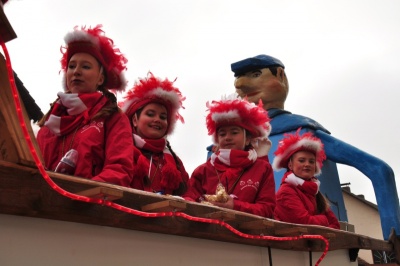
xmin=3 ymin=0 xmax=400 ymax=204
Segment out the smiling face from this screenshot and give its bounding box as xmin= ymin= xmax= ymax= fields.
xmin=288 ymin=150 xmax=317 ymax=180
xmin=66 ymin=53 xmax=105 ymax=93
xmin=132 ymin=103 xmax=168 ymax=139
xmin=217 ymin=125 xmax=250 ymax=150
xmin=234 ymin=67 xmax=288 ymax=110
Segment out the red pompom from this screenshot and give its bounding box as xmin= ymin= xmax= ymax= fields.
xmin=160 ymin=162 xmax=182 ymax=190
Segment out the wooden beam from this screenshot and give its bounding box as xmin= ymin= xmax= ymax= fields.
xmin=274 ymin=227 xmax=308 ymax=236
xmin=200 ymin=211 xmax=236 ymax=222
xmin=0 ymin=4 xmax=17 ymax=43
xmin=389 ymin=228 xmax=400 ymax=264
xmin=76 ymin=187 xmax=123 ymax=201
xmin=239 ymin=219 xmax=274 ymax=230
xmin=141 ymin=199 xmax=187 ymax=212
xmin=0 ymin=54 xmax=42 ymax=167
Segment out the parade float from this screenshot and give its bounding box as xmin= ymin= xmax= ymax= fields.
xmin=0 ymin=3 xmax=399 ymax=265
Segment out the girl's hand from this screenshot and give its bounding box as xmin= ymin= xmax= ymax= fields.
xmin=209 ymin=196 xmax=234 ymax=209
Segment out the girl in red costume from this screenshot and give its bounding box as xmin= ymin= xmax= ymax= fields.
xmin=273 ymin=129 xmax=340 ymax=229
xmin=37 ymin=25 xmax=134 ymax=187
xmin=120 ymin=73 xmax=189 ymax=195
xmin=183 ymin=94 xmax=275 ymax=217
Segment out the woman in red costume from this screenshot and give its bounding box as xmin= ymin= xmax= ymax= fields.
xmin=120 ymin=73 xmax=189 ymax=195
xmin=37 ymin=25 xmax=134 ymax=187
xmin=183 ymin=94 xmax=275 ymax=217
xmin=273 ymin=129 xmax=340 ymax=229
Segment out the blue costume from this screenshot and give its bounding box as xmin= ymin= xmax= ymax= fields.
xmin=229 ymin=55 xmax=400 ymax=240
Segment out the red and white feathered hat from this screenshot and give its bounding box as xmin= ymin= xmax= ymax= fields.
xmin=206 ymin=93 xmax=271 ymax=144
xmin=60 ymin=24 xmax=128 ymax=91
xmin=120 ymin=72 xmax=185 ymax=135
xmin=272 ymin=128 xmax=326 ymax=176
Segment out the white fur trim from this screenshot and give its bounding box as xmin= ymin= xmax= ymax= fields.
xmin=211 ymin=110 xmax=240 ymax=123
xmin=151 ymin=87 xmax=181 ymax=109
xmin=64 ymin=30 xmax=99 ymax=47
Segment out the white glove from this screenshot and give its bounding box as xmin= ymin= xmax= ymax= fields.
xmin=251 ymin=137 xmax=272 ymax=157
xmin=285 ymin=173 xmax=305 ymax=186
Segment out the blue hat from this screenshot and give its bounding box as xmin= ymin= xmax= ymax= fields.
xmin=231 ymin=54 xmax=285 ymax=77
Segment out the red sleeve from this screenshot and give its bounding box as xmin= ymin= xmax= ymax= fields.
xmin=182 ymin=164 xmax=208 ymax=202
xmin=92 ymin=112 xmax=134 ymax=187
xmin=177 ymin=156 xmax=190 ymax=191
xmin=129 ymin=146 xmax=145 ymax=190
xmin=325 ymin=209 xmax=340 ymax=229
xmin=233 ymin=162 xmax=276 ymax=218
xmin=275 ymin=184 xmax=330 ymax=227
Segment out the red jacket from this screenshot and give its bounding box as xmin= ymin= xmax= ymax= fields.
xmin=184 ymin=159 xmax=275 ymax=218
xmin=37 ymin=112 xmax=134 ymax=187
xmin=274 ymin=181 xmax=340 ymax=229
xmin=130 ymin=146 xmax=189 ymax=195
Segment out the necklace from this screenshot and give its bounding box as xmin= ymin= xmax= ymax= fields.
xmin=143 ymin=154 xmax=163 ymax=191
xmin=215 ymin=168 xmax=245 ymax=194
xmin=61 ymin=127 xmax=79 ymax=157
xmin=149 ymin=155 xmax=162 ymax=184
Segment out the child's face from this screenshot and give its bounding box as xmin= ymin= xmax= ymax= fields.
xmin=288 ymin=151 xmax=316 ymax=180
xmin=133 ymin=103 xmax=168 ymax=139
xmin=217 ymin=126 xmax=249 ymax=150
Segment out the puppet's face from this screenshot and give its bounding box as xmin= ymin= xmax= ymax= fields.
xmin=234 ymin=68 xmax=287 ymax=110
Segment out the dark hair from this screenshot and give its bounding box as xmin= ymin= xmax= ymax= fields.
xmin=92 ymin=86 xmax=119 ymax=120
xmin=131 ymin=107 xmax=144 ymax=130
xmin=316 ymin=191 xmax=330 ymax=213
xmin=37 ymin=98 xmax=58 ymax=127
xmin=166 ymin=140 xmax=187 ymax=195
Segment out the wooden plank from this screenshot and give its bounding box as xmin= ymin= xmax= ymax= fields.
xmin=76 ymin=187 xmax=123 ymax=201
xmin=275 ymin=227 xmax=308 ymax=236
xmin=388 ymin=228 xmax=400 ymax=264
xmin=321 ymin=233 xmax=336 ymax=239
xmin=0 ymin=54 xmax=42 ymax=167
xmin=239 ymin=219 xmax=274 ymax=230
xmin=141 ymin=199 xmax=186 ymax=212
xmin=200 ymin=211 xmax=236 ymax=222
xmin=0 ymin=109 xmax=19 ymax=163
xmin=0 ymin=5 xmax=17 ymax=43
xmin=340 ymin=221 xmax=355 ymax=232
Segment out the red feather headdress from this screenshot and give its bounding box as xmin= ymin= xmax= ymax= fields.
xmin=120 ymin=72 xmax=185 ymax=135
xmin=272 ymin=128 xmax=326 ymax=176
xmin=206 ymin=93 xmax=271 ymax=144
xmin=60 ymin=24 xmax=128 ymax=91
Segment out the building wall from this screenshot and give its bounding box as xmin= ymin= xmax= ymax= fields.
xmin=343 ymin=191 xmax=382 ymax=264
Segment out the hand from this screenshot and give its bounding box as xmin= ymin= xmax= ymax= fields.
xmin=209 ymin=195 xmax=234 ymax=209
xmin=183 ymin=196 xmax=195 ymax=202
xmin=285 ymin=173 xmax=305 ymax=186
xmin=251 ymin=137 xmax=272 ymax=157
